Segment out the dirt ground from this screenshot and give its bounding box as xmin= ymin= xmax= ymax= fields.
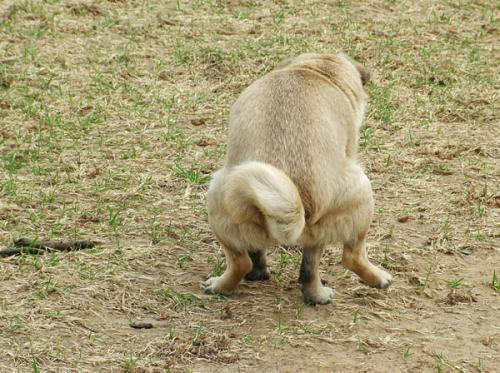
xmin=0 ymin=0 xmax=498 ymax=372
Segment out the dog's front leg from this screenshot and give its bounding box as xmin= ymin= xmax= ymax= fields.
xmin=299 ymin=245 xmax=334 ymax=305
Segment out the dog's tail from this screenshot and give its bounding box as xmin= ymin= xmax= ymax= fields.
xmin=220 ymin=161 xmax=305 ymax=245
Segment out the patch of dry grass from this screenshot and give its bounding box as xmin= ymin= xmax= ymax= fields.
xmin=0 ymin=0 xmax=498 ymax=371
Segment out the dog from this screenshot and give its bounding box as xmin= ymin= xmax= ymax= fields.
xmin=204 ymin=52 xmax=392 ymax=305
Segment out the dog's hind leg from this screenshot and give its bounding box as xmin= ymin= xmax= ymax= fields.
xmin=245 ymin=250 xmax=270 ymax=281
xmin=340 ymin=184 xmax=392 ymax=288
xmin=299 ymin=245 xmax=334 ymax=305
xmin=342 ymin=236 xmax=392 ymax=289
xmin=205 ymin=167 xmax=273 ymax=295
xmin=324 ymin=165 xmax=393 ymax=289
xmin=204 ymin=242 xmax=253 ymax=295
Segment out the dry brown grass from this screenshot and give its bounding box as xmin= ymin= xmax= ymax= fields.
xmin=0 ymin=0 xmax=498 ymax=372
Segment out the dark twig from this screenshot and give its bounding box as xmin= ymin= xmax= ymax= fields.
xmin=0 ymin=238 xmax=100 ymax=257
xmin=129 ymin=321 xmax=154 ymax=329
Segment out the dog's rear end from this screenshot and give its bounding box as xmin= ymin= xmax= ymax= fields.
xmin=205 ymin=53 xmax=392 ymax=304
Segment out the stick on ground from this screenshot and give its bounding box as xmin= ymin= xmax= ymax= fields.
xmin=0 ymin=238 xmax=100 ymax=257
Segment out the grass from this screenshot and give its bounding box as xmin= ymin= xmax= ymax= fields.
xmin=0 ymin=0 xmax=498 ymax=371
xmin=161 ymin=287 xmax=206 ymax=310
xmin=492 ymin=271 xmax=500 ymax=293
xmin=170 ymin=162 xmax=210 ymax=186
xmin=447 ymin=278 xmax=465 ymax=289
xmin=207 ymin=254 xmax=225 ymax=277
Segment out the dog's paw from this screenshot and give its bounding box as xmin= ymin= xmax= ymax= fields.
xmin=244 ymin=267 xmax=271 ymax=281
xmin=203 ymin=276 xmax=220 ymax=294
xmin=203 ymin=276 xmax=230 ymax=295
xmin=369 ymin=267 xmax=393 ymax=289
xmin=303 ymin=285 xmax=335 ymax=305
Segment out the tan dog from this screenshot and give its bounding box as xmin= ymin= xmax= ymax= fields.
xmin=205 ymin=53 xmax=392 ymax=305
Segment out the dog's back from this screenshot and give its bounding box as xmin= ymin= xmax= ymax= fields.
xmin=204 ymin=53 xmax=392 ymax=304
xmin=226 ymin=54 xmax=368 ymax=224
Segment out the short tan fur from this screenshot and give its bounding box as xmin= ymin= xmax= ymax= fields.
xmin=205 ymin=52 xmax=392 ymax=305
